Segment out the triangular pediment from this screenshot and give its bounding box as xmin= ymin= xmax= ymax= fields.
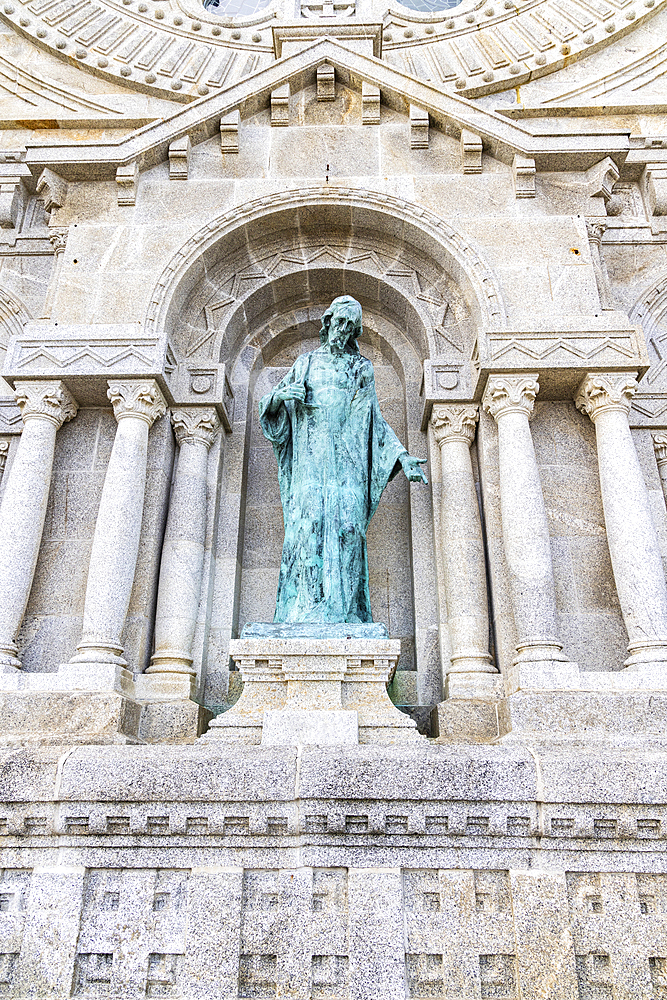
xmin=22 ymin=36 xmax=631 ymax=181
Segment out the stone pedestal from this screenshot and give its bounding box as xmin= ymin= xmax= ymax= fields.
xmin=497 ymin=661 xmax=667 ymax=742
xmin=0 ymin=664 xmax=211 ymax=745
xmin=205 ymin=625 xmax=421 ymax=745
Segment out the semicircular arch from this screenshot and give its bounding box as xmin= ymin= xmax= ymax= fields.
xmin=145 ymin=187 xmax=507 ymax=364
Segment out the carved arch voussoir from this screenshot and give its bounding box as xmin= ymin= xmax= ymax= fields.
xmin=145 ymin=188 xmax=507 ymax=359
xmin=0 ymin=286 xmax=32 ymax=345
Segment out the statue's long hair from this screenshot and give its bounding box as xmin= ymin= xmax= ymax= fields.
xmin=319 ymin=296 xmax=362 ymax=353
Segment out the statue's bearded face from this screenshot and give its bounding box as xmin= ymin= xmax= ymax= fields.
xmin=327 ymin=311 xmax=355 ymax=351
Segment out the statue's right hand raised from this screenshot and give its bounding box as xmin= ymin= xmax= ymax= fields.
xmin=274 ymin=383 xmax=306 ymax=404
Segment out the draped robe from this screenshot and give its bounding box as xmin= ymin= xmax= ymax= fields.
xmin=259 ymin=345 xmax=407 ymax=624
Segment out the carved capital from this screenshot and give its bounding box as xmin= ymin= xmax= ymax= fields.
xmin=107 ymin=379 xmax=167 ymax=426
xmin=575 ymin=373 xmax=638 ymax=422
xmin=482 ymin=374 xmax=539 ymax=422
xmin=14 ymin=379 xmax=78 ymax=428
xmin=431 ymin=404 xmax=478 ymax=447
xmin=48 ymin=227 xmax=68 ymax=255
xmin=585 ymin=220 xmax=607 ymax=246
xmin=171 ymin=407 xmax=221 ymax=449
xmin=654 ymin=434 xmax=667 ymax=467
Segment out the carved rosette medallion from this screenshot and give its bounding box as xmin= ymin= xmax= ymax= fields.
xmin=171 ymin=407 xmax=221 ymax=449
xmin=107 ymin=379 xmax=167 ymax=426
xmin=575 ymin=373 xmax=638 ymax=422
xmin=14 ymin=379 xmax=78 ymax=428
xmin=431 ymin=404 xmax=479 ymax=448
xmin=482 ymin=375 xmax=539 ymax=422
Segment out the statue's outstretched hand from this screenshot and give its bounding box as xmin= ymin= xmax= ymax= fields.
xmin=400 ymin=453 xmax=428 ymax=484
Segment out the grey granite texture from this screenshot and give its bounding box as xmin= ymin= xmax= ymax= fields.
xmin=0 ymin=743 xmax=665 ymax=997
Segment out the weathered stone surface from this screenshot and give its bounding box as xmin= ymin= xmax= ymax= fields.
xmin=2 ymin=5 xmax=667 ymax=992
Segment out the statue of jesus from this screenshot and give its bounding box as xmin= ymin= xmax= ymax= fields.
xmin=259 ymin=295 xmax=427 ymax=625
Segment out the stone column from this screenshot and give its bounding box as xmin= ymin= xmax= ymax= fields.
xmin=482 ymin=374 xmax=568 ymax=668
xmin=144 ymin=407 xmax=220 ymax=696
xmin=68 ymin=379 xmax=166 ymax=675
xmin=577 ymin=373 xmax=667 ymax=668
xmin=430 ymin=404 xmax=496 ymax=698
xmin=0 ymin=380 xmax=77 ymax=670
xmin=40 ymin=228 xmax=68 ymax=319
xmin=585 ymin=220 xmax=613 ymax=310
xmin=653 ymin=434 xmax=667 ymax=505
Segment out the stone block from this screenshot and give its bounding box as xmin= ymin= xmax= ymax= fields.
xmin=139 ymin=699 xmax=211 ymax=743
xmin=261 ymin=709 xmax=358 ymax=745
xmin=434 ymin=699 xmax=501 ymax=743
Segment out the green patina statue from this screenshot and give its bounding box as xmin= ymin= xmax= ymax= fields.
xmin=259 ymin=295 xmax=427 ymax=625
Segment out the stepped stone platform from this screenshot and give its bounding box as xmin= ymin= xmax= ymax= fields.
xmin=0 ymin=738 xmax=665 ymax=999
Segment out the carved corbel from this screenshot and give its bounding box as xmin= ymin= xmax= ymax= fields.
xmin=586 ymin=156 xmax=620 ymax=203
xmin=271 ymin=85 xmax=290 ymax=127
xmin=410 ymin=105 xmax=429 ymax=149
xmin=361 ymin=82 xmax=380 ymax=125
xmin=36 ymin=167 xmax=68 ymax=216
xmin=168 ymin=136 xmax=191 ymax=180
xmin=461 ymin=130 xmax=482 ymax=174
xmin=512 ymin=154 xmax=536 ymax=199
xmin=220 ymin=111 xmax=240 ymax=153
xmin=116 ymin=160 xmax=138 ymax=206
xmin=317 ymin=62 xmax=335 ymax=101
xmin=642 ymin=163 xmax=667 ymax=217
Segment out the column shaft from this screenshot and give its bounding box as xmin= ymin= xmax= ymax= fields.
xmin=147 ymin=407 xmax=220 ymax=682
xmin=69 ymin=379 xmax=166 ymax=670
xmin=482 ymin=374 xmax=567 ymax=666
xmin=431 ymin=404 xmax=495 ymax=698
xmin=0 ymin=381 xmax=77 ymax=668
xmin=577 ymin=374 xmax=667 ymax=667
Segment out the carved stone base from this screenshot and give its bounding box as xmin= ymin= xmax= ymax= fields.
xmin=204 ymin=633 xmax=422 ymax=745
xmin=0 ymin=666 xmax=205 ymax=744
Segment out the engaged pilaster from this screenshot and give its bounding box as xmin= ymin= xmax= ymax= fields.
xmin=576 ymin=373 xmax=667 ymax=669
xmin=430 ymin=404 xmax=496 ymax=698
xmin=143 ymin=407 xmax=220 ymax=697
xmin=68 ymin=379 xmax=166 ymax=676
xmin=482 ymin=374 xmax=569 ymax=671
xmin=0 ymin=380 xmax=77 ymax=670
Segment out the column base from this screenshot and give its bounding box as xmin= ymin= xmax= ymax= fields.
xmin=512 ymin=639 xmax=569 ymax=665
xmin=445 ymin=671 xmax=504 ymax=700
xmin=68 ymin=641 xmax=127 ymax=668
xmin=133 ymin=671 xmax=207 ymax=745
xmin=624 ymin=639 xmax=667 ymax=668
xmin=134 ymin=672 xmax=196 ymax=701
xmin=0 ymin=642 xmax=21 ymax=671
xmin=146 ymin=651 xmax=195 ymax=674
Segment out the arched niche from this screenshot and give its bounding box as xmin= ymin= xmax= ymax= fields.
xmin=148 ymin=191 xmax=504 ymax=711
xmin=630 ymin=272 xmax=667 ymax=391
